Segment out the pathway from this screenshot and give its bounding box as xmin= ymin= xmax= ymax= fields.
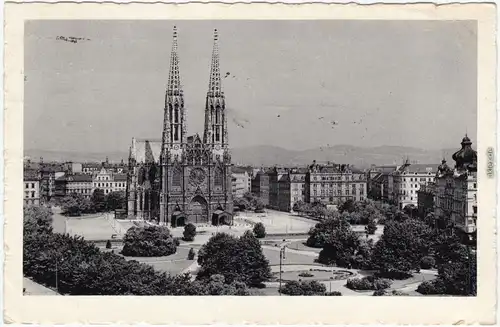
xmin=23 ymin=277 xmax=59 ymax=296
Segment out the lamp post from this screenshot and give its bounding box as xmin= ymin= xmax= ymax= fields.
xmin=279 ymin=245 xmax=286 ymax=296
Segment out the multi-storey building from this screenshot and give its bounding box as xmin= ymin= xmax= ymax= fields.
xmin=231 ymin=167 xmax=251 ymax=198
xmin=55 ymin=168 xmax=128 ymax=198
xmin=392 ymin=161 xmax=439 ymax=209
xmin=251 ymin=170 xmax=270 ymax=206
xmin=127 ymin=27 xmax=233 ymax=226
xmin=268 ymin=168 xmax=290 ymax=211
xmin=289 ymin=168 xmax=307 ymax=210
xmin=417 ymin=181 xmax=436 ymax=218
xmin=82 ymin=159 xmax=127 ymax=175
xmin=307 ymin=161 xmax=367 ymax=205
xmin=82 ymin=162 xmax=102 ymax=175
xmin=23 ymin=169 xmax=40 ymax=205
xmin=55 ymin=174 xmax=94 ymax=198
xmin=367 ymin=165 xmax=399 ymax=201
xmin=93 ymin=167 xmax=115 ymax=195
xmin=435 ymin=135 xmax=477 ymax=233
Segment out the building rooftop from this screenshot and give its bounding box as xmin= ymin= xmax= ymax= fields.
xmin=57 ymin=174 xmax=93 ymax=182
xmin=23 ymin=169 xmax=39 ymax=181
xmin=114 ymin=173 xmax=128 ymax=181
xmin=396 ymin=163 xmax=440 ymax=174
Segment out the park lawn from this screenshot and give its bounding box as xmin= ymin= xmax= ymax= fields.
xmin=123 ymin=246 xmax=190 ymax=262
xmin=145 ymin=259 xmax=194 ymax=275
xmin=286 ymin=240 xmax=322 ymax=253
xmin=263 ymin=247 xmax=317 ymax=266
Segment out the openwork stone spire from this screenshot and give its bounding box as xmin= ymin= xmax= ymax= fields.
xmin=162 ymin=26 xmax=186 ymax=158
xmin=166 ymin=26 xmax=182 ymax=98
xmin=207 ymin=29 xmax=223 ymax=97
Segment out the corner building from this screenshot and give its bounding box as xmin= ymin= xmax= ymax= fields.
xmin=126 ymin=27 xmax=233 ymax=226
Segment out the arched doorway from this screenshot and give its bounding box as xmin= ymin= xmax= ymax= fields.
xmin=188 ymin=196 xmax=208 ymax=224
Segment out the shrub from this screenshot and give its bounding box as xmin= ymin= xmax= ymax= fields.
xmin=121 ymin=226 xmax=177 ymax=257
xmin=373 ymin=289 xmax=409 ymax=296
xmin=183 ymin=223 xmax=197 ymax=242
xmin=346 ymin=276 xmax=391 ymax=291
xmin=325 ymin=291 xmax=342 ymax=296
xmin=188 ymin=248 xmax=195 ymax=260
xmin=298 ymin=272 xmax=314 ymax=277
xmin=174 ymin=237 xmax=181 ymax=246
xmin=106 ymin=240 xmax=112 ymax=249
xmin=253 ymin=222 xmax=266 ymax=238
xmin=420 ymin=256 xmax=436 ymax=269
xmin=280 ymin=280 xmax=327 ymax=296
xmin=416 ymin=280 xmax=446 ymax=295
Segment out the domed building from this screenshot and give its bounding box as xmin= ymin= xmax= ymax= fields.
xmin=434 ymin=135 xmax=477 ymax=234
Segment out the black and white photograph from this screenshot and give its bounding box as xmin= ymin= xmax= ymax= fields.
xmin=4 ymin=2 xmax=497 ymax=325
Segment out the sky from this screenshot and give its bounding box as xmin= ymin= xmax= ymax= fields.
xmin=24 ymin=20 xmax=477 ymax=153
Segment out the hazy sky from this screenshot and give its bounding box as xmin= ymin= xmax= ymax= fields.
xmin=24 ymin=20 xmax=477 ymax=152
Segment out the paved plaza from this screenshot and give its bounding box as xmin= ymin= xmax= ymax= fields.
xmin=236 ymin=210 xmax=317 ymax=235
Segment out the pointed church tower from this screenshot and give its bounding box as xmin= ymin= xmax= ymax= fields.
xmin=162 ymin=26 xmax=186 ymax=159
xmin=203 ymin=29 xmax=227 ymax=159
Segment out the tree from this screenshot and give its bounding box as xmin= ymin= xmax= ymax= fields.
xmin=23 ymin=205 xmax=248 ymax=296
xmin=371 ymin=219 xmax=433 ymax=278
xmin=121 ymin=225 xmax=177 ymax=257
xmin=197 ymin=231 xmax=271 ymax=286
xmin=253 ymin=197 xmax=265 ymax=213
xmin=317 ymin=219 xmax=361 ymax=267
xmin=292 ymin=200 xmax=306 ymax=214
xmin=61 ymin=193 xmax=91 ymax=216
xmin=253 ymin=222 xmax=266 ymax=238
xmin=234 ymin=197 xmax=250 ymax=211
xmin=403 ymin=204 xmax=418 ymax=218
xmin=365 ymin=218 xmax=377 ymax=235
xmin=417 ymin=233 xmax=476 ymax=296
xmin=188 ymin=248 xmax=195 ymax=260
xmin=105 ymin=191 xmax=125 ymax=211
xmin=106 ymin=240 xmax=112 ymax=249
xmin=183 ymin=223 xmax=197 ymax=242
xmin=91 ymin=188 xmax=107 ymax=212
xmin=338 ymin=199 xmax=357 ymax=213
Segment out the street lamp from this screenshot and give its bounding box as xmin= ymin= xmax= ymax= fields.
xmin=279 ymin=245 xmax=286 ymax=296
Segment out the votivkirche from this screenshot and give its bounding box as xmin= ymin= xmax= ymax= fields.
xmin=126 ymin=27 xmax=233 ymax=226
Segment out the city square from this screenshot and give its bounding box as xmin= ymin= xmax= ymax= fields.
xmin=21 ymin=19 xmax=477 ymax=299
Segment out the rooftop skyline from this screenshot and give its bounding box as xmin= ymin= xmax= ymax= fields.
xmin=25 ymin=20 xmax=477 ymax=153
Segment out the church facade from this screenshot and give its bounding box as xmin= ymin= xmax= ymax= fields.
xmin=126 ymin=27 xmax=233 ymax=226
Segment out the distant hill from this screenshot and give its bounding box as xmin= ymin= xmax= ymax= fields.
xmin=25 ymin=145 xmax=459 ymax=168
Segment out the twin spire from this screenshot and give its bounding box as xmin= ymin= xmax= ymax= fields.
xmin=166 ymin=26 xmax=181 ymax=97
xmin=166 ymin=26 xmax=222 ymax=97
xmin=208 ymin=29 xmax=223 ymax=97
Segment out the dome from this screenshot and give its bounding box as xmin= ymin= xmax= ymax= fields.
xmin=452 ymin=134 xmax=477 ymax=171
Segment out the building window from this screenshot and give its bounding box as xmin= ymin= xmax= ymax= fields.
xmin=473 ymin=183 xmax=477 ymax=189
